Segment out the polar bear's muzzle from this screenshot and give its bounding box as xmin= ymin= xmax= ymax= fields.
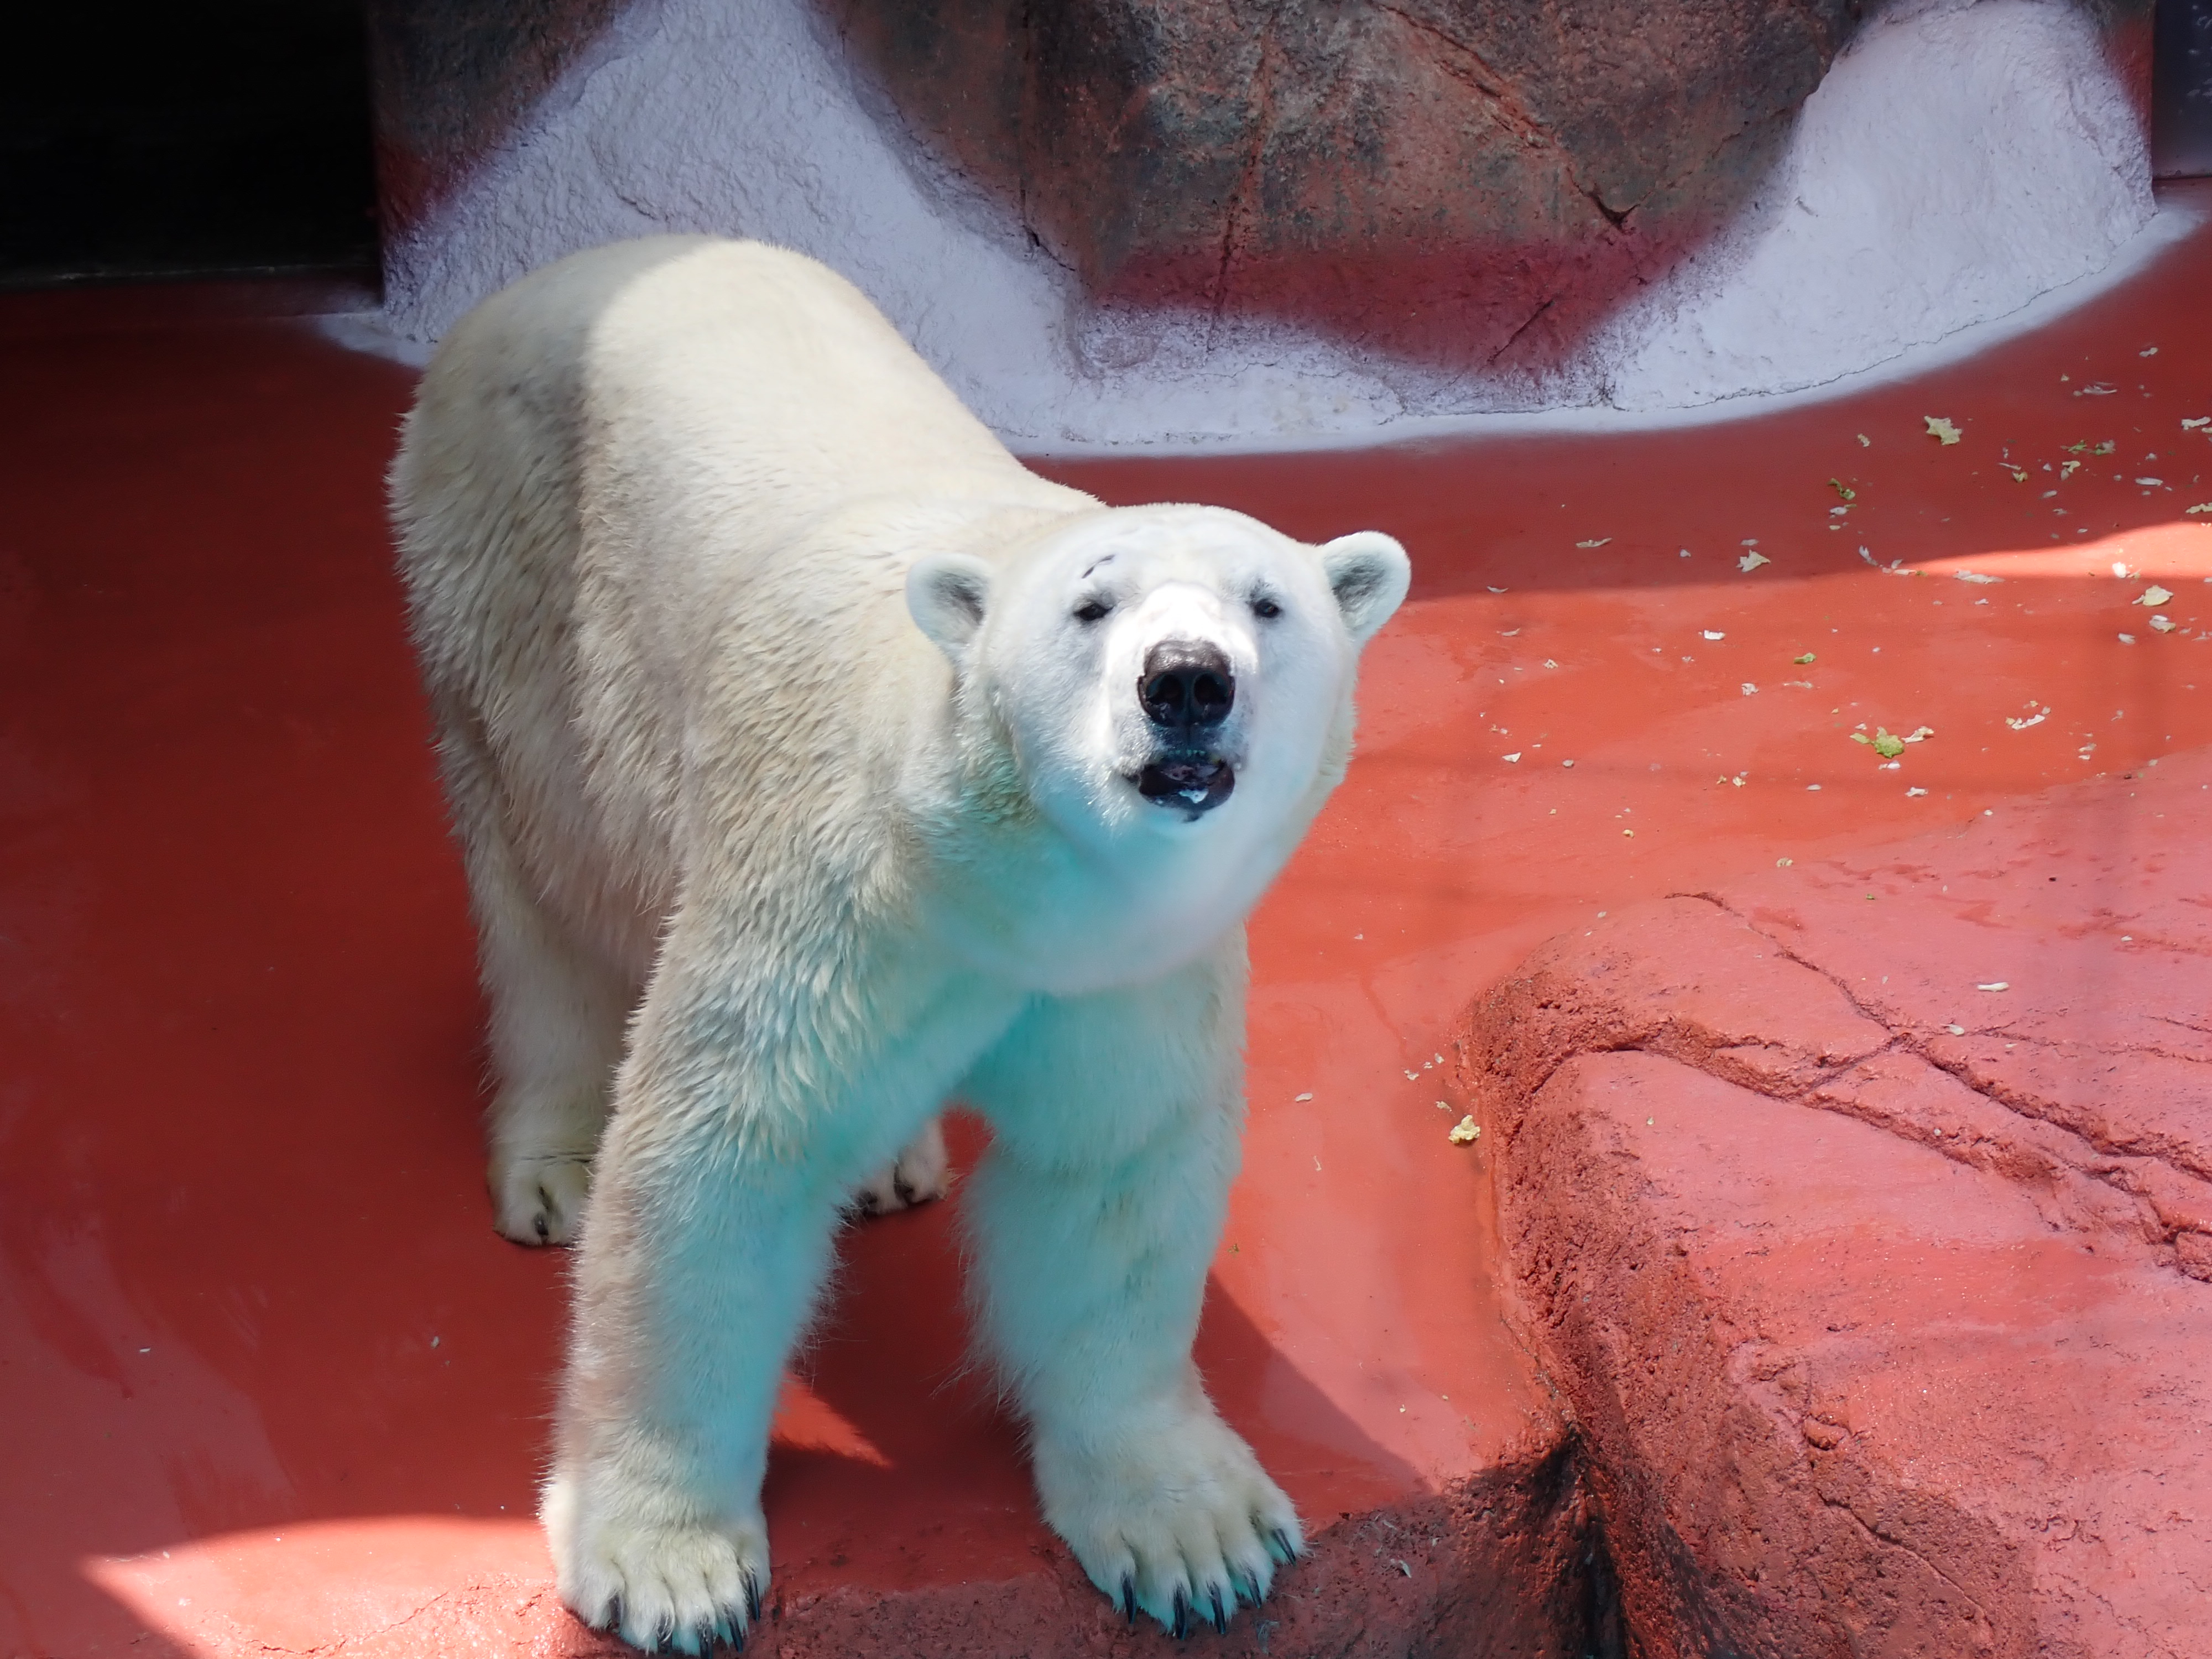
xmin=1132 ymin=639 xmax=1237 ymax=817
xmin=1135 ymin=752 xmax=1235 ymax=816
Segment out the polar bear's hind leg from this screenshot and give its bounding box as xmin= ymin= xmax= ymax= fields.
xmin=457 ymin=792 xmax=636 ymax=1246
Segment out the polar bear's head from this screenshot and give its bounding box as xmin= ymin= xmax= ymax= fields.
xmin=906 ymin=505 xmax=1407 ymax=864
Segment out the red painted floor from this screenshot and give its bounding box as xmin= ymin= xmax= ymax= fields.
xmin=3 ymin=184 xmax=2208 ymax=1656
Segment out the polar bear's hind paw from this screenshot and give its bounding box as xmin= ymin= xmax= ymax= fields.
xmin=848 ymin=1117 xmax=952 ymax=1216
xmin=491 ymin=1152 xmax=592 ymax=1246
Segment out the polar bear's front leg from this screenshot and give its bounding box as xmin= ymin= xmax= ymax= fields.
xmin=543 ymin=1095 xmax=837 ymax=1652
xmin=960 ymin=948 xmax=1302 ymax=1635
xmin=540 ymin=922 xmax=1010 ymax=1652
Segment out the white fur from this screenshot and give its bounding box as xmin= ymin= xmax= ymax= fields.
xmin=388 ymin=236 xmax=1407 ymax=1648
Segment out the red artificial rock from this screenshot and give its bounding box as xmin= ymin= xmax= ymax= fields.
xmin=1462 ymin=753 xmax=2212 ymax=1657
xmin=827 ymin=0 xmax=1855 ymax=374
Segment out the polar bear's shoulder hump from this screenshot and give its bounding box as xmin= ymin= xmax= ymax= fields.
xmin=469 ymin=238 xmax=1016 ymax=489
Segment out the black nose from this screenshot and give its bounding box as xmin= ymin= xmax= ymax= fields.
xmin=1140 ymin=640 xmax=1235 ymax=732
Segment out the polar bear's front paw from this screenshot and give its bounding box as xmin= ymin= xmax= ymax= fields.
xmin=547 ymin=1490 xmax=768 ymax=1655
xmin=489 ymin=1150 xmax=592 ymax=1246
xmin=848 ymin=1116 xmax=951 ymax=1216
xmin=1036 ymin=1410 xmax=1303 ymax=1636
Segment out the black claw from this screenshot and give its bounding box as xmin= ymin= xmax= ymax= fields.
xmin=1171 ymin=1587 xmax=1189 ymax=1640
xmin=1271 ymin=1526 xmax=1299 ymax=1563
xmin=651 ymin=1614 xmax=675 ymax=1652
xmin=604 ymin=1594 xmax=625 ymax=1635
xmin=534 ymin=1213 xmax=551 ymax=1241
xmin=1120 ymin=1572 xmax=1137 ymax=1626
xmin=893 ymin=1176 xmax=917 ymax=1206
xmin=743 ymin=1568 xmax=763 ymax=1626
xmin=1209 ymin=1585 xmax=1227 ymax=1635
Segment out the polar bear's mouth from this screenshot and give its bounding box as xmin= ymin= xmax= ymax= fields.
xmin=1134 ymin=754 xmax=1235 ymax=817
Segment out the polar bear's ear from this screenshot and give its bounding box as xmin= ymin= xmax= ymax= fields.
xmin=906 ymin=553 xmax=994 ymax=660
xmin=1319 ymin=531 xmax=1411 ymax=645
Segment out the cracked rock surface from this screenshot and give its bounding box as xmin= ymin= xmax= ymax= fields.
xmin=1460 ymin=751 xmax=2212 ymax=1657
xmin=825 ymin=0 xmax=1859 ymax=372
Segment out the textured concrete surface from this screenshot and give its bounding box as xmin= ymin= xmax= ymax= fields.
xmin=6 ymin=187 xmax=2210 ymax=1657
xmin=1465 ymin=755 xmax=2212 ymax=1655
xmin=363 ymin=0 xmax=632 ymax=236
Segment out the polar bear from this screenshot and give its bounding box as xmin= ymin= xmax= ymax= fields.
xmin=389 ymin=236 xmax=1408 ymax=1650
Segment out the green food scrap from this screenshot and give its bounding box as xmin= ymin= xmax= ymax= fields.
xmin=2137 ymin=586 xmax=2173 ymax=607
xmin=1793 ymin=652 xmax=1816 ymax=665
xmin=1924 ymin=416 xmax=1962 ymax=446
xmin=1850 ymin=725 xmax=1931 ymax=760
xmin=1829 ymin=478 xmax=1856 ymax=502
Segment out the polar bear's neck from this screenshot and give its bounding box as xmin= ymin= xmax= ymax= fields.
xmin=898 ymin=714 xmax=1316 ymax=997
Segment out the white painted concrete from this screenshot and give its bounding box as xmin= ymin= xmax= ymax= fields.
xmin=342 ymin=0 xmax=2158 ymax=451
xmin=1595 ymin=0 xmax=2154 ymax=413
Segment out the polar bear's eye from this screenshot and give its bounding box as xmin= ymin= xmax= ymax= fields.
xmin=1250 ymin=596 xmax=1282 ymax=620
xmin=1073 ymin=599 xmax=1112 ymax=624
